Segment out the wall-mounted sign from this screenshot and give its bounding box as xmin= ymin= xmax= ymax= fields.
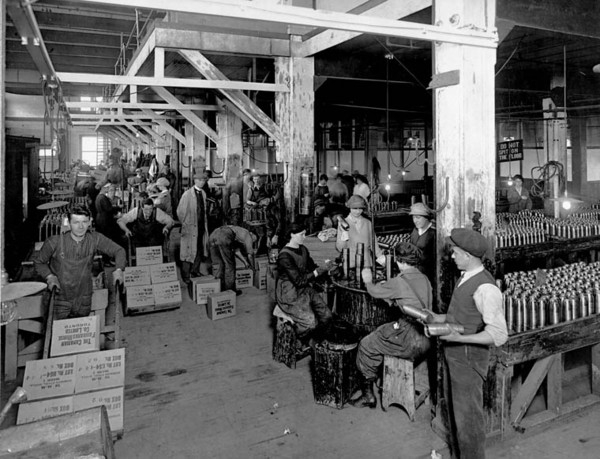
xmin=497 ymin=139 xmax=523 ymax=162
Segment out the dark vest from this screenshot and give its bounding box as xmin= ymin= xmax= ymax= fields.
xmin=131 ymin=207 xmax=163 ymax=246
xmin=446 ymin=269 xmax=495 ymax=335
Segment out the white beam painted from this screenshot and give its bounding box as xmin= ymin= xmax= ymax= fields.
xmin=142 ymin=109 xmax=187 ymax=146
xmin=66 ymin=102 xmax=219 ymax=110
xmin=57 ymin=72 xmax=289 ymax=92
xmin=180 ymin=49 xmax=281 ymax=142
xmin=296 ymin=0 xmax=432 ymax=57
xmin=152 ymin=86 xmax=219 ymax=144
xmin=76 ymin=0 xmax=497 ymax=48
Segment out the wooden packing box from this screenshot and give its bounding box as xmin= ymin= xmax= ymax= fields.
xmin=190 ymin=276 xmax=221 ymax=305
xmin=236 ymin=268 xmax=253 ymax=289
xmin=124 ymin=266 xmax=151 ymax=287
xmin=153 ymin=281 xmax=182 ymax=308
xmin=3 ymin=407 xmax=115 ymax=459
xmin=207 ymin=290 xmax=236 ymax=320
xmin=23 ymin=355 xmax=77 ymax=401
xmin=255 ymin=256 xmax=270 ymax=275
xmin=75 ymin=349 xmax=125 ymax=393
xmin=312 ymin=341 xmax=359 ymax=409
xmin=50 ymin=316 xmax=100 ymax=357
xmin=253 ymin=273 xmax=267 ymax=290
xmin=150 ymin=262 xmax=178 ymax=284
xmin=17 ymin=395 xmax=74 ymax=425
xmin=125 ymin=285 xmax=155 ymax=311
xmin=74 ymin=387 xmax=124 ymax=433
xmin=135 ymin=246 xmax=163 ymax=266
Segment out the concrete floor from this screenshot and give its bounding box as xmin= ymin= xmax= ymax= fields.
xmin=111 ymin=280 xmax=600 ymax=459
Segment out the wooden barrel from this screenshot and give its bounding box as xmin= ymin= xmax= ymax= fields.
xmin=332 ymin=279 xmax=399 ymax=335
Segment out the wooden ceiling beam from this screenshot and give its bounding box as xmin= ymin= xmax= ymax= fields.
xmin=57 ymin=72 xmax=289 ymax=92
xmin=154 ymin=24 xmax=291 ymax=57
xmin=66 ymin=102 xmax=219 ymax=110
xmin=152 ymin=86 xmax=219 ymax=144
xmin=296 ymin=0 xmax=432 ymax=57
xmin=70 ymin=113 xmax=177 ymax=120
xmin=180 ymin=49 xmax=281 ymax=142
xmin=142 ymin=109 xmax=187 ymax=145
xmin=76 ymin=0 xmax=497 ymax=48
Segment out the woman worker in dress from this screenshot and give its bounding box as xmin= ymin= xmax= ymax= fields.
xmin=409 ymin=202 xmax=436 ymax=282
xmin=336 ymin=195 xmax=384 ymax=269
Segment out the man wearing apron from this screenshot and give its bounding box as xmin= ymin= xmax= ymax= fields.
xmin=35 ymin=206 xmax=126 ymax=320
xmin=117 ymin=197 xmax=174 ymax=248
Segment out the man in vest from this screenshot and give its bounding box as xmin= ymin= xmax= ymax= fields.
xmin=429 ymin=228 xmax=508 ymax=458
xmin=117 ymin=198 xmax=174 ymax=249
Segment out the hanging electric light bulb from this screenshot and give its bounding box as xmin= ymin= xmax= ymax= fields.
xmin=384 ymin=184 xmax=391 ymax=191
xmin=562 ymin=190 xmax=571 ymax=210
xmin=507 ymin=176 xmax=513 ymax=186
xmin=387 ymin=174 xmax=391 ymax=180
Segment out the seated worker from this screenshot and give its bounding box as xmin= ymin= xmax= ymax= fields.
xmin=314 ymin=174 xmax=330 ymax=201
xmin=336 ymin=195 xmax=384 ymax=268
xmin=308 ymin=197 xmax=329 ymax=234
xmin=208 ymin=225 xmax=257 ymax=296
xmin=34 ymin=206 xmax=126 ymax=320
xmin=117 ymin=198 xmax=174 ymax=248
xmin=276 ymin=222 xmax=332 ymax=341
xmin=127 ymin=168 xmax=147 ymax=192
xmin=350 ymin=242 xmax=432 ymax=408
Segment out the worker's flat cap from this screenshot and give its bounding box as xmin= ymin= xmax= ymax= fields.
xmin=447 ymin=228 xmax=488 ymax=258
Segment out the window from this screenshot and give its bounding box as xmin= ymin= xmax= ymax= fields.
xmin=81 ymin=134 xmax=110 ymax=167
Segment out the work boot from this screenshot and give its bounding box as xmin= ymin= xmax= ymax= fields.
xmin=349 ymin=378 xmax=376 ymax=409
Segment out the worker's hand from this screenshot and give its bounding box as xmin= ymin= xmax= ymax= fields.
xmin=361 ymin=268 xmax=373 ymax=284
xmin=162 ymin=227 xmax=170 ymax=236
xmin=271 ymin=235 xmax=279 ymax=246
xmin=46 ymin=274 xmax=61 ymax=292
xmin=123 ymin=228 xmax=133 ymax=238
xmin=376 ymin=254 xmax=386 ymax=266
xmin=439 ymin=328 xmax=462 ymax=342
xmin=315 ymin=266 xmax=329 ymax=277
xmin=112 ymin=268 xmax=124 ymax=286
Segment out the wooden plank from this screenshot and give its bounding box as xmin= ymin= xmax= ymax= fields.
xmin=4 ymin=319 xmax=19 ymax=380
xmin=57 ymin=72 xmax=288 ymax=92
xmin=592 ymin=343 xmax=600 ymax=397
xmin=18 ymin=318 xmax=43 ymax=334
xmin=494 ymin=314 xmax=600 ymax=366
xmin=76 ymin=0 xmax=497 ymax=48
xmin=66 ymin=102 xmax=219 ymax=110
xmin=179 ymin=49 xmax=282 ymax=142
xmin=295 ymin=0 xmax=432 ymax=57
xmin=15 ymin=295 xmax=44 ymax=319
xmin=152 ymin=86 xmax=219 ymax=144
xmin=0 ymin=406 xmax=114 ymax=458
xmin=547 ymin=353 xmax=563 ymax=413
xmin=142 ymin=109 xmax=187 ymax=146
xmin=154 ymin=47 xmax=165 ymax=78
xmin=510 ymin=355 xmax=556 ymax=426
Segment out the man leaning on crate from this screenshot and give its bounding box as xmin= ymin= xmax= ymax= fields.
xmin=34 ymin=206 xmax=126 ymax=320
xmin=117 ymin=197 xmax=174 ymax=249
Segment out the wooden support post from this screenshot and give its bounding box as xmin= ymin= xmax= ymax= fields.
xmin=275 ymin=37 xmax=315 ymax=218
xmin=433 ymin=0 xmax=497 ymax=307
xmin=592 ymin=343 xmax=600 ymax=397
xmin=510 ymin=355 xmax=556 ymax=426
xmin=547 ymin=352 xmax=563 ymax=414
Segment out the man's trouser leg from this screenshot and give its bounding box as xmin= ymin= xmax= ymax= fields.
xmin=445 ymin=346 xmax=488 ymax=459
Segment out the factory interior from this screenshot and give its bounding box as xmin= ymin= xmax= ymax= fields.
xmin=2 ymin=1 xmax=600 ymax=458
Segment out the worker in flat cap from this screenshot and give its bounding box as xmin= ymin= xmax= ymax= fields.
xmin=177 ymin=171 xmax=210 ymax=284
xmin=409 ymin=202 xmax=436 ymax=282
xmin=350 ymin=242 xmax=432 ymax=408
xmin=336 ymin=195 xmax=384 ymax=268
xmin=428 ymin=228 xmax=508 ymax=458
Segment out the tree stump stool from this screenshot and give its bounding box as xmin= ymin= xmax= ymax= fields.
xmin=272 ymin=305 xmax=309 ymax=369
xmin=381 ymin=355 xmax=430 ymax=421
xmin=312 ymin=340 xmax=359 ymax=409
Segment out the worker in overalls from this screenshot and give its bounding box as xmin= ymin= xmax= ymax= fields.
xmin=117 ymin=197 xmax=174 ymax=249
xmin=34 ymin=206 xmax=126 ymax=320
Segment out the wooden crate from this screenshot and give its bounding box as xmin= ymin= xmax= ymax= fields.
xmin=2 ymin=406 xmax=115 ymax=458
xmin=312 ymin=341 xmax=359 ymax=409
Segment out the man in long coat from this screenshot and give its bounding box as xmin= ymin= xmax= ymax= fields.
xmin=177 ymin=172 xmax=210 ymax=284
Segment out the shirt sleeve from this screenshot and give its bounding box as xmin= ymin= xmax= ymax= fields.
xmin=95 ymin=233 xmax=127 ymax=270
xmin=34 ymin=238 xmax=58 ymax=279
xmin=117 ymin=207 xmax=138 ymax=226
xmin=473 ymin=283 xmax=508 ymax=347
xmin=155 ymin=208 xmax=174 ymax=228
